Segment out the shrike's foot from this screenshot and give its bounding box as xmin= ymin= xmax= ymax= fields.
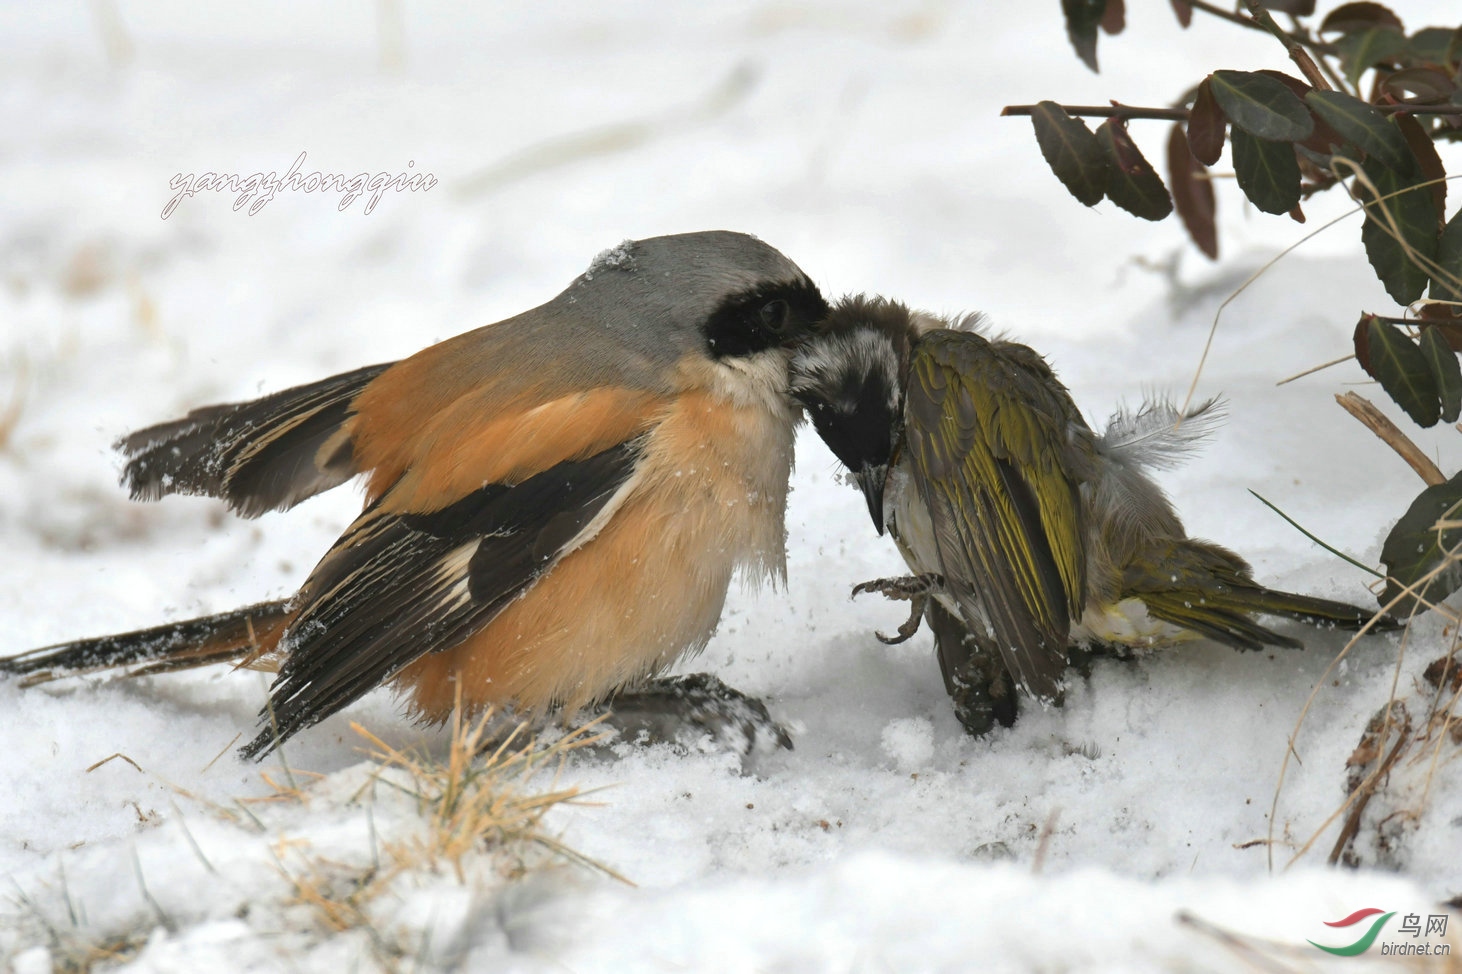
xmin=595 ymin=673 xmax=793 ymax=759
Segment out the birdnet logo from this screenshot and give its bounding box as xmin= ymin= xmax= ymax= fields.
xmin=1308 ymin=908 xmax=1451 ymax=957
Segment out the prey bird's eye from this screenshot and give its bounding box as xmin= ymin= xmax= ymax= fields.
xmin=759 ymin=299 xmax=790 ymax=332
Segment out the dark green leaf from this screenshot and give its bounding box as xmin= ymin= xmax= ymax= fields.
xmin=1363 ymin=316 xmax=1440 ymax=426
xmin=1257 ymin=0 xmax=1314 ymax=14
xmin=1379 ymin=470 xmax=1462 ymax=614
xmin=1446 ymin=26 xmax=1462 ymax=71
xmin=1420 ymin=326 xmax=1462 ymax=423
xmin=1095 ymin=118 xmax=1173 ymax=220
xmin=1030 ymin=102 xmax=1109 ymax=207
xmin=1063 ymin=0 xmax=1106 ymax=72
xmin=1408 ymin=29 xmax=1459 ymax=69
xmin=1319 ymin=3 xmax=1404 ymax=35
xmin=1187 ymin=78 xmax=1226 ymax=166
xmin=1168 ymin=123 xmax=1217 ymax=258
xmin=1383 ymin=67 xmax=1457 ymax=104
xmin=1209 ymin=70 xmax=1314 ymax=141
xmin=1358 ymin=157 xmax=1441 ymax=304
xmin=1230 ymin=129 xmax=1301 ymax=215
xmin=1431 ymin=207 xmax=1462 ymax=302
xmin=1424 ymin=320 xmax=1462 ymax=351
xmin=1336 ymin=27 xmax=1409 ymax=88
xmin=1304 ymin=90 xmax=1412 ymax=173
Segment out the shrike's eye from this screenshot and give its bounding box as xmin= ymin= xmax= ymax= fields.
xmin=759 ymin=299 xmax=790 ymax=332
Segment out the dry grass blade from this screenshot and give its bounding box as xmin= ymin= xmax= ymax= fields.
xmin=1270 ymin=536 xmax=1462 ymax=872
xmin=351 ymin=702 xmax=626 ymax=885
xmin=0 ymin=354 xmax=29 ymax=452
xmin=1175 ymin=909 xmax=1305 ymax=974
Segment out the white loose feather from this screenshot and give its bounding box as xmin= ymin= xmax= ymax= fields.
xmin=1099 ymin=396 xmax=1226 ymax=470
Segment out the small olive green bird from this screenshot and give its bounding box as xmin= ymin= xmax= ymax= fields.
xmin=790 ymin=296 xmax=1393 ymax=735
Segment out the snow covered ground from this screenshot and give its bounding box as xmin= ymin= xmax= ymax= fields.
xmin=2 ymin=1 xmax=1460 ymax=970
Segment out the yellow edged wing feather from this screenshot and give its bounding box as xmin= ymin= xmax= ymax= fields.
xmin=903 ymin=330 xmax=1088 ymax=700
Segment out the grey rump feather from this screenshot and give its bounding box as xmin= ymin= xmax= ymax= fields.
xmin=1084 ymin=396 xmax=1225 ymax=555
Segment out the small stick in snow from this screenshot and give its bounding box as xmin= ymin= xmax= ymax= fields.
xmin=1031 ymin=807 xmax=1060 ymax=875
xmin=1335 ymin=392 xmax=1446 ymax=487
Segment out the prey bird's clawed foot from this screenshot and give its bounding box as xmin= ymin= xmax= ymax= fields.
xmin=852 ymin=573 xmax=945 ymax=644
xmin=594 ymin=673 xmax=793 ymax=760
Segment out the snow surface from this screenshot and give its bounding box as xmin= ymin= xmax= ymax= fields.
xmin=2 ymin=1 xmax=1461 ymax=970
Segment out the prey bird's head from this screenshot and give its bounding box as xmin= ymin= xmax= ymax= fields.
xmin=789 ymin=295 xmax=916 ymax=534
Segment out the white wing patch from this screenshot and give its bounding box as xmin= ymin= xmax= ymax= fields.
xmin=435 ymin=539 xmax=481 ymax=610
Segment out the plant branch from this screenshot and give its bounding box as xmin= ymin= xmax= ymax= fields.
xmin=1335 ymin=391 xmax=1446 ymax=486
xmin=1187 ymin=0 xmax=1266 ymax=33
xmin=1241 ymin=0 xmax=1332 ymax=90
xmin=1188 ymin=0 xmax=1339 ymax=58
xmin=1001 ymin=104 xmax=1191 ymax=121
xmin=1001 ymin=103 xmax=1462 ymax=121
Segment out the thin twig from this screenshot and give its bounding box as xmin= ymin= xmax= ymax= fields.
xmin=1186 ymin=0 xmax=1268 ymax=33
xmin=1241 ymin=0 xmax=1332 ymax=91
xmin=999 ymin=103 xmax=1190 ymax=121
xmin=1001 ymin=102 xmax=1462 ymax=120
xmin=1335 ymin=392 xmax=1446 ymax=486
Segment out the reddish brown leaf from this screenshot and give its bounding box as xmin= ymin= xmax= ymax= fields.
xmin=1187 ymin=78 xmax=1226 ymax=166
xmin=1394 ymin=113 xmax=1446 ymax=221
xmin=1419 ymin=303 xmax=1462 ymax=323
xmin=1289 ymin=203 xmax=1307 ymax=223
xmin=1167 ymin=123 xmax=1218 ymax=259
xmin=1169 ymin=0 xmax=1192 ymax=28
xmin=1354 ymin=313 xmax=1376 ymax=372
xmin=1422 ymin=654 xmax=1462 ymax=693
xmin=1319 ymin=2 xmax=1405 ymax=35
xmin=1422 ymin=321 xmax=1462 ymax=352
xmin=1095 ymin=118 xmax=1173 ymax=220
xmin=1100 ymin=0 xmax=1126 ymax=34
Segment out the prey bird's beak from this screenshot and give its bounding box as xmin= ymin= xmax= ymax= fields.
xmin=853 ymin=464 xmax=888 ymax=535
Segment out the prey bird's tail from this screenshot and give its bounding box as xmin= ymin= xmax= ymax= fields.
xmin=1233 ymin=585 xmax=1399 ymax=633
xmin=0 ymin=600 xmax=294 ymax=685
xmin=1126 ymin=538 xmax=1398 ymax=653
